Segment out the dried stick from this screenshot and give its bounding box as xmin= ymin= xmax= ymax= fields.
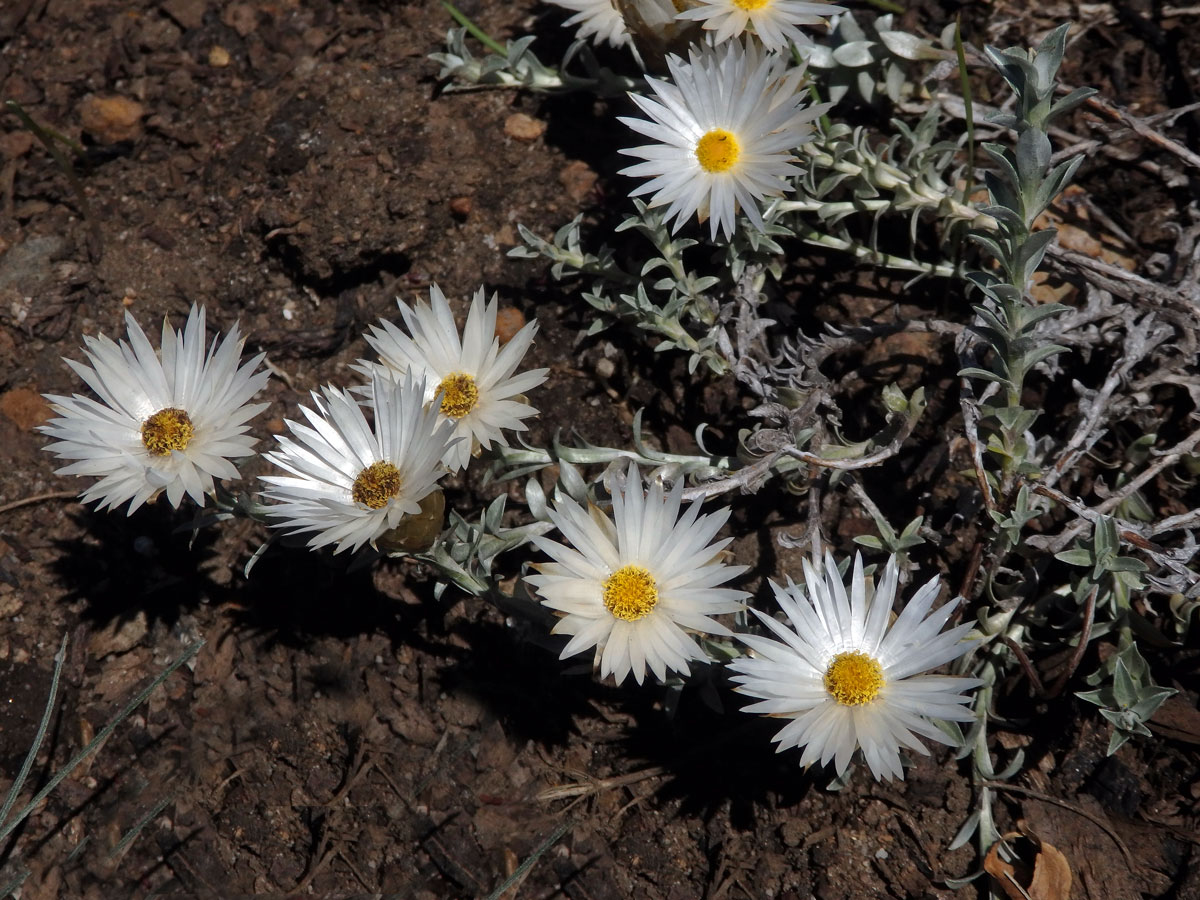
xmin=1032 ymin=426 xmax=1200 ymax=554
xmin=1045 ymin=585 xmax=1097 ymax=699
xmin=1045 ymin=315 xmax=1156 ymax=490
xmin=1045 ymin=245 xmax=1199 ymax=321
xmin=537 ymin=766 xmax=667 ymax=803
xmin=1089 ymin=428 xmax=1200 ymax=518
xmin=678 ymin=450 xmax=783 ymax=502
xmin=958 ymin=386 xmax=997 ymax=513
xmin=0 ymin=489 xmax=78 ymax=516
xmin=1002 ymin=637 xmax=1047 ymax=696
xmin=1150 ymin=508 xmax=1200 ymax=537
xmin=1083 ymin=94 xmax=1200 ymax=172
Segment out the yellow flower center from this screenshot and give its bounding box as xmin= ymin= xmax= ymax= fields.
xmin=694 ymin=129 xmax=741 ymax=174
xmin=140 ymin=408 xmax=195 ymax=455
xmin=732 ymin=0 xmax=771 ymax=9
xmin=436 ymin=372 xmax=479 ymax=419
xmin=352 ymin=460 xmax=403 ymax=510
xmin=823 ymin=651 xmax=885 ymax=706
xmin=602 ymin=565 xmax=659 ymax=622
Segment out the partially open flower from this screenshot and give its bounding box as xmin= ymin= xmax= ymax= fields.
xmin=676 ymin=0 xmax=843 ymax=52
xmin=616 ymin=0 xmax=705 ymax=69
xmin=729 ymin=552 xmax=981 ymax=781
xmin=40 ymin=305 xmax=269 ymax=513
xmin=545 ymin=0 xmax=632 ymax=49
xmin=527 ymin=462 xmax=748 ymax=685
xmin=260 ymin=372 xmax=456 ymax=554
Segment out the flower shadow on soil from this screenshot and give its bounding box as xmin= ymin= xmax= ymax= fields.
xmin=51 ymin=505 xmax=223 ymax=629
xmin=50 ymin=504 xmax=434 ymax=652
xmin=439 ymin=619 xmax=819 ymax=822
xmin=614 ymin=676 xmax=819 ymax=827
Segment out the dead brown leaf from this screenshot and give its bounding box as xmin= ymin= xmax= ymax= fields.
xmin=1148 ymin=695 xmax=1200 ymax=745
xmin=985 ymin=828 xmax=1073 ymax=900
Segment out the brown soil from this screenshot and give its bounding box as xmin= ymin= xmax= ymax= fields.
xmin=1 ymin=1 xmax=1198 ymax=898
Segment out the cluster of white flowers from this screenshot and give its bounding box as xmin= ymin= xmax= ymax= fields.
xmin=42 ymin=297 xmax=978 ymax=780
xmin=41 ymin=0 xmax=984 ymax=784
xmin=526 ymin=462 xmax=980 ymax=780
xmin=42 ymin=287 xmax=548 ymax=553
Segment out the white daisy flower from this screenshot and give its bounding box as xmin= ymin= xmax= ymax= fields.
xmin=40 ymin=305 xmax=269 ymax=514
xmin=526 ymin=462 xmax=749 ymax=686
xmin=259 ymin=372 xmax=457 ymax=554
xmin=676 ymin=0 xmax=842 ymax=52
xmin=354 ymin=284 xmax=549 ymax=473
xmin=546 ymin=0 xmax=631 ymax=48
xmin=619 ymin=39 xmax=827 ymax=241
xmin=728 ymin=552 xmax=981 ymax=781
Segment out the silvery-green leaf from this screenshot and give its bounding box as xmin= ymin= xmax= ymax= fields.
xmin=803 ymin=44 xmax=835 ymax=67
xmin=1113 ymin=658 xmax=1138 ymax=709
xmin=948 ymin=812 xmax=981 ymax=852
xmin=1106 ymin=729 xmax=1132 ymax=755
xmin=1131 ymin=687 xmax=1175 ymax=722
xmin=556 ymin=459 xmax=588 ymax=503
xmin=1076 ymin=686 xmax=1111 ymax=707
xmin=857 ymin=69 xmax=876 ymax=102
xmin=878 ymin=30 xmax=938 ymax=61
xmin=884 ymin=62 xmax=906 ymax=101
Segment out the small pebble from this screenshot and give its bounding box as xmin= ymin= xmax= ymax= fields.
xmin=78 ymin=95 xmax=145 ymax=144
xmin=0 ymin=387 xmax=51 ymax=431
xmin=504 ymin=113 xmax=545 ymax=141
xmin=208 ymin=45 xmax=231 ymax=67
xmin=559 ymin=160 xmax=598 ymax=204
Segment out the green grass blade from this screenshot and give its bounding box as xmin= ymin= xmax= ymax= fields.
xmin=107 ymin=794 xmax=174 ymax=861
xmin=956 ymin=17 xmax=976 ymax=204
xmin=0 ymin=865 xmax=30 ymax=899
xmin=484 ymin=820 xmax=571 ymax=900
xmin=0 ymin=639 xmax=204 ymax=845
xmin=441 ymin=2 xmax=507 ymax=56
xmin=0 ymin=633 xmax=68 ymax=829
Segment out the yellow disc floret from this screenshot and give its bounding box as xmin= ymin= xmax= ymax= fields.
xmin=141 ymin=408 xmax=195 ymax=455
xmin=823 ymin=651 xmax=885 ymax=706
xmin=436 ymin=372 xmax=479 ymax=419
xmin=602 ymin=565 xmax=659 ymax=622
xmin=352 ymin=460 xmax=403 ymax=510
xmin=694 ymin=129 xmax=740 ymax=174
xmin=732 ymin=0 xmax=771 ymax=10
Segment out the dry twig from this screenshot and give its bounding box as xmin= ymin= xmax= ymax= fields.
xmin=0 ymin=489 xmax=78 ymax=516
